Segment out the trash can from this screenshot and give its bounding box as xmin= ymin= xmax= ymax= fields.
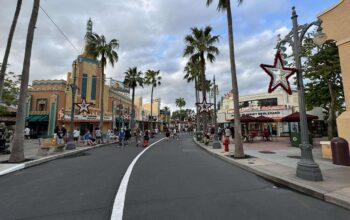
xmin=196 ymin=131 xmax=203 ymax=142
xmin=290 ymin=132 xmax=313 ymax=147
xmin=331 ymin=137 xmax=350 ymax=166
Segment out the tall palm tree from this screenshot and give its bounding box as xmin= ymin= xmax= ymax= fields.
xmin=86 ymin=33 xmax=119 ymax=134
xmin=206 ymin=0 xmax=244 ymax=158
xmin=175 ymin=98 xmax=186 ymax=111
xmin=183 ymin=26 xmax=219 ymax=132
xmin=124 ymin=67 xmax=144 ymax=130
xmin=163 ymin=106 xmax=170 ymax=125
xmin=9 ymin=0 xmax=40 ymax=163
xmin=145 ymin=70 xmax=161 ymax=129
xmin=0 ymin=0 xmax=22 ymax=101
xmin=184 ymin=59 xmax=201 ymax=131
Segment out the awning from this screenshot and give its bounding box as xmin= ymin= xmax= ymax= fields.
xmin=256 ymin=115 xmax=274 ymax=122
xmin=26 ymin=115 xmax=49 ymax=122
xmin=282 ymin=112 xmax=318 ymax=122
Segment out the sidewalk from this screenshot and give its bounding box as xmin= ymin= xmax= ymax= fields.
xmin=194 ymin=137 xmax=350 ymax=210
xmin=0 ymin=139 xmax=105 ymax=176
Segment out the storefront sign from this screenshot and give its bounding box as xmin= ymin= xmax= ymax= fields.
xmin=63 ymin=114 xmax=112 ymax=121
xmin=223 ymin=109 xmax=292 ymax=121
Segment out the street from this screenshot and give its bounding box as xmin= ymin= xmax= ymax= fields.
xmin=1 ymin=134 xmax=350 ymax=220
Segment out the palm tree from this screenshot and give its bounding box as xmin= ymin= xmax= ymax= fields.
xmin=175 ymin=98 xmax=186 ymax=111
xmin=0 ymin=0 xmax=22 ymax=101
xmin=206 ymin=0 xmax=244 ymax=158
xmin=145 ymin=70 xmax=161 ymax=129
xmin=9 ymin=0 xmax=40 ymax=163
xmin=86 ymin=33 xmax=119 ymax=135
xmin=124 ymin=67 xmax=144 ymax=130
xmin=183 ymin=26 xmax=219 ymax=132
xmin=162 ymin=106 xmax=170 ymax=125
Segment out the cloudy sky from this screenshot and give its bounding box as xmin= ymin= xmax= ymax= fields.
xmin=0 ymin=0 xmax=339 ymax=110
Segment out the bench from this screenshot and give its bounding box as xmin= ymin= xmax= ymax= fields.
xmin=37 ymin=138 xmax=65 ymax=156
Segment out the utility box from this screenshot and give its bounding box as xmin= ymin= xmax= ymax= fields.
xmin=331 ymin=137 xmax=350 ymax=166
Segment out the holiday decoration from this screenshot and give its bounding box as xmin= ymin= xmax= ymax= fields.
xmin=196 ymin=97 xmax=213 ymax=113
xmin=260 ymin=51 xmax=297 ymax=95
xmin=76 ymin=98 xmax=92 ymax=114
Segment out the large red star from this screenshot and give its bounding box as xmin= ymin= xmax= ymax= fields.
xmin=260 ymin=51 xmax=297 ymax=95
xmin=196 ymin=97 xmax=213 ymax=113
xmin=75 ymin=98 xmax=92 ymax=114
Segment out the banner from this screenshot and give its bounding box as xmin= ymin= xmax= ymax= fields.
xmin=110 ymin=79 xmax=130 ymax=94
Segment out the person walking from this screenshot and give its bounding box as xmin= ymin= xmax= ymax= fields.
xmin=57 ymin=128 xmax=65 ymax=146
xmin=61 ymin=125 xmax=67 ymax=144
xmin=73 ymin=128 xmax=80 ymax=145
xmin=95 ymin=127 xmax=102 ymax=144
xmin=24 ymin=127 xmax=30 ymax=140
xmin=134 ymin=128 xmax=141 ymax=147
xmin=143 ymin=130 xmax=150 ymax=147
xmin=118 ymin=128 xmax=126 ymax=147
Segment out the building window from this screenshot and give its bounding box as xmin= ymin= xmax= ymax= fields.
xmin=36 ymin=99 xmax=48 ymax=111
xmin=91 ymin=75 xmax=96 ymax=100
xmin=82 ymin=73 xmax=88 ymax=98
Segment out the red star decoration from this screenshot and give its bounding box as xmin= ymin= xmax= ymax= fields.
xmin=75 ymin=98 xmax=92 ymax=114
xmin=196 ymin=97 xmax=213 ymax=113
xmin=260 ymin=51 xmax=297 ymax=95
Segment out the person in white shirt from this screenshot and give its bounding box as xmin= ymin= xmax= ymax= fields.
xmin=24 ymin=127 xmax=30 ymax=139
xmin=73 ymin=128 xmax=80 ymax=144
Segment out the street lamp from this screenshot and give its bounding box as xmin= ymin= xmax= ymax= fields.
xmin=212 ymin=75 xmax=221 ymax=149
xmin=66 ymin=60 xmax=78 ymax=150
xmin=278 ymin=7 xmax=326 ymax=181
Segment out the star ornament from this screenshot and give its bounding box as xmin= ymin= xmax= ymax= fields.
xmin=196 ymin=98 xmax=213 ymax=113
xmin=260 ymin=52 xmax=297 ymax=95
xmin=76 ymin=98 xmax=92 ymax=114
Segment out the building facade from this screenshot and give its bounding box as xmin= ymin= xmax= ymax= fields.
xmin=218 ymin=89 xmax=325 ymax=136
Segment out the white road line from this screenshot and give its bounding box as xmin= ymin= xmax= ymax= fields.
xmin=110 ymin=138 xmax=166 ymax=220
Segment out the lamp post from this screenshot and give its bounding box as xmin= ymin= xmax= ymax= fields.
xmin=66 ymin=60 xmax=77 ymax=150
xmin=212 ymin=75 xmax=221 ymax=149
xmin=278 ymin=7 xmax=326 ymax=181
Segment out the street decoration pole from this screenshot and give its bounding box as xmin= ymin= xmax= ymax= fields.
xmin=212 ymin=75 xmax=221 ymax=149
xmin=279 ymin=7 xmax=323 ymax=181
xmin=66 ymin=60 xmax=77 ymax=150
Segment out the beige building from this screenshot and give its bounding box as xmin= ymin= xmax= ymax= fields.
xmin=218 ymin=89 xmax=325 ymax=137
xmin=319 ymin=0 xmax=350 ymax=144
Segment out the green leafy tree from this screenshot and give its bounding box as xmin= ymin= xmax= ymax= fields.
xmin=124 ymin=67 xmax=144 ymax=130
xmin=175 ymin=98 xmax=186 ymax=111
xmin=10 ymin=0 xmax=40 ymax=163
xmin=304 ymin=41 xmax=343 ymax=140
xmin=183 ymin=26 xmax=219 ymax=132
xmin=145 ymin=69 xmax=161 ymax=128
xmin=0 ymin=0 xmax=22 ymax=101
xmin=86 ymin=32 xmax=119 ymax=133
xmin=0 ymin=71 xmax=20 ymax=107
xmin=206 ymin=0 xmax=244 ymax=158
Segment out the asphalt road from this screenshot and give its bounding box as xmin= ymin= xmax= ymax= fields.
xmin=0 ymin=141 xmax=147 ymax=220
xmin=123 ymin=134 xmax=350 ymax=220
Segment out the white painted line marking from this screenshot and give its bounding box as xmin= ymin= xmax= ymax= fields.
xmin=110 ymin=138 xmax=166 ymax=220
xmin=0 ymin=163 xmax=25 ymax=176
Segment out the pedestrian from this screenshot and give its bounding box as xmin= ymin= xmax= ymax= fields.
xmin=57 ymin=128 xmax=65 ymax=146
xmin=95 ymin=127 xmax=102 ymax=144
xmin=134 ymin=128 xmax=141 ymax=147
xmin=61 ymin=125 xmax=67 ymax=143
xmin=118 ymin=128 xmax=125 ymax=147
xmin=143 ymin=130 xmax=150 ymax=147
xmin=125 ymin=128 xmax=131 ymax=145
xmin=24 ymin=127 xmax=31 ymax=140
xmin=83 ymin=130 xmax=90 ymax=145
xmin=88 ymin=131 xmax=96 ymax=146
xmin=106 ymin=129 xmax=112 ymax=143
xmin=73 ymin=128 xmax=80 ymax=145
xmin=263 ymin=127 xmax=270 ymax=141
xmin=165 ymin=127 xmax=170 ymax=140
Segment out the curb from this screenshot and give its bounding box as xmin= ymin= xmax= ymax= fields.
xmin=0 ymin=143 xmax=108 ymax=177
xmin=193 ymin=138 xmax=350 ymax=210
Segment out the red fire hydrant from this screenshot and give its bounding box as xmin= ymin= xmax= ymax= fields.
xmin=224 ymin=137 xmax=230 ymax=152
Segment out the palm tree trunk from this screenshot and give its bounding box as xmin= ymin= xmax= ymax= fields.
xmin=99 ymin=58 xmax=105 ymax=140
xmin=327 ymin=79 xmax=336 ymax=140
xmin=131 ymin=87 xmax=135 ymax=130
xmin=150 ymin=86 xmax=154 ymax=129
xmin=195 ymin=77 xmax=200 ymax=131
xmin=9 ymin=0 xmax=40 ymax=163
xmin=200 ymin=52 xmax=207 ymax=132
xmin=0 ymin=0 xmax=22 ymax=100
xmin=226 ymin=0 xmax=244 ymax=158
